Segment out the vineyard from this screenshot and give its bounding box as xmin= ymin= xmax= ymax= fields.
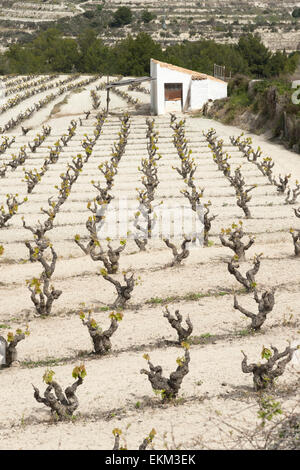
xmin=0 ymin=73 xmax=299 ymax=450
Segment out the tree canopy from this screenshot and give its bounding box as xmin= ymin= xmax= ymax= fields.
xmin=292 ymin=8 xmax=300 ymax=18
xmin=110 ymin=6 xmax=133 ymax=27
xmin=236 ymin=33 xmax=272 ymax=77
xmin=141 ymin=10 xmax=156 ymax=24
xmin=0 ymin=29 xmax=298 ymax=79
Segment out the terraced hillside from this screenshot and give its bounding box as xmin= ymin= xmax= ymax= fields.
xmin=102 ymin=0 xmax=300 ymax=50
xmin=0 ymin=0 xmax=299 ymax=52
xmin=0 ymin=74 xmax=299 ymax=449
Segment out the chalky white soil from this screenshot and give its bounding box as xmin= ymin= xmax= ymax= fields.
xmin=0 ymin=75 xmax=299 ymax=450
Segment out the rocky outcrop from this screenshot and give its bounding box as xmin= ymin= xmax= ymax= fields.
xmin=203 ymin=81 xmax=300 ymax=153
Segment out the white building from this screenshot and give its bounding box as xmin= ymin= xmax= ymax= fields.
xmin=150 ymin=59 xmax=228 ymax=115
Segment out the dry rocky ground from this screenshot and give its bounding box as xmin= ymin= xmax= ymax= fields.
xmin=0 ymin=74 xmax=299 ymax=450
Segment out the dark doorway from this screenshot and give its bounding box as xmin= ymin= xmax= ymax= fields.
xmin=164 ymin=83 xmax=183 ymax=101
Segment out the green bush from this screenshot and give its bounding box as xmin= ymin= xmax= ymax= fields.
xmin=83 ymin=11 xmax=95 ymax=20
xmin=141 ymin=10 xmax=156 ymax=24
xmin=292 ymin=8 xmax=300 ymax=18
xmin=110 ymin=6 xmax=133 ymax=27
xmin=229 ymin=91 xmax=251 ymax=108
xmin=228 ymin=74 xmax=250 ymax=96
xmin=253 ymin=79 xmax=291 ymax=96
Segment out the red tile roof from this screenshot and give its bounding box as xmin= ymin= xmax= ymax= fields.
xmin=151 ymin=59 xmax=226 ymax=84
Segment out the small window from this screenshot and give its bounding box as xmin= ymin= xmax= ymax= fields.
xmin=164 ymin=83 xmax=182 ymax=101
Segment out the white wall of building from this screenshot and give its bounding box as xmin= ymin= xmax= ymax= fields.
xmin=150 ymin=59 xmax=228 ymax=115
xmin=151 ymin=60 xmax=192 ymax=115
xmin=208 ymin=79 xmax=228 ymax=102
xmin=190 ymin=79 xmax=227 ymax=109
xmin=150 ymin=60 xmax=158 ymax=114
xmin=190 ymin=79 xmax=209 ymax=110
xmin=165 ymin=100 xmax=182 ymax=113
